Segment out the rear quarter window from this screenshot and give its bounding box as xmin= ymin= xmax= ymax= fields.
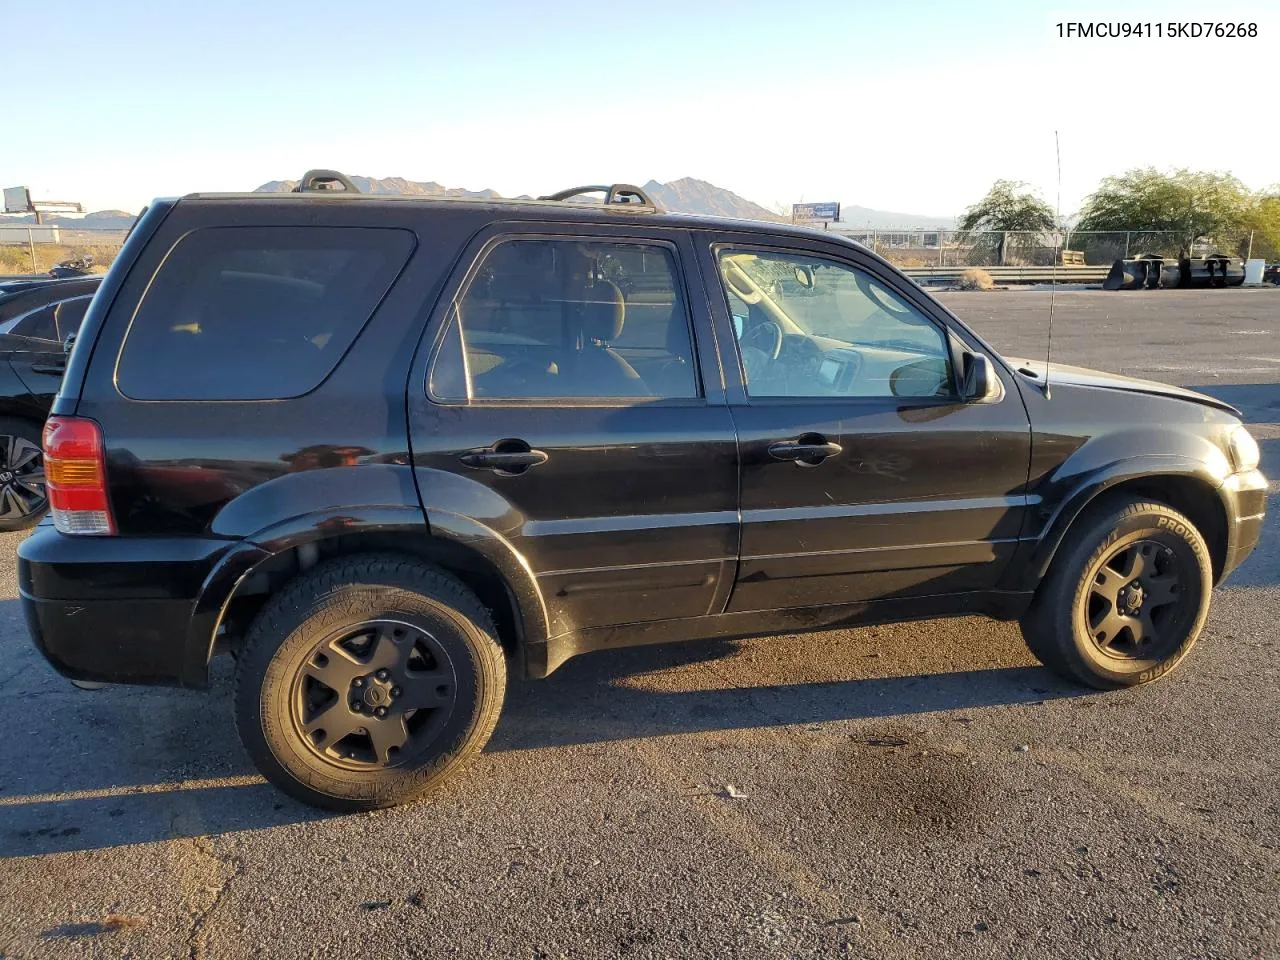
xmin=116 ymin=226 xmax=414 ymax=400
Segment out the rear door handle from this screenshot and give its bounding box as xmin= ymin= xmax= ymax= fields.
xmin=459 ymin=440 xmax=549 ymax=475
xmin=31 ymin=362 xmax=66 ymax=375
xmin=768 ymin=437 xmax=843 ymax=465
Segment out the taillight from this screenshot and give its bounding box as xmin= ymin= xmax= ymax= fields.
xmin=42 ymin=416 xmax=115 ymax=536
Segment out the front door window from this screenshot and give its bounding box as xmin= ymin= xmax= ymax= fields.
xmin=716 ymin=248 xmax=954 ymax=400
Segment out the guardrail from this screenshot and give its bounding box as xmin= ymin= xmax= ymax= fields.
xmin=901 ymin=265 xmax=1111 ymax=285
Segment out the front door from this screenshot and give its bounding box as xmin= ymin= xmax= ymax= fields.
xmin=697 ymin=235 xmax=1032 ymax=613
xmin=409 ymin=224 xmax=738 ymax=637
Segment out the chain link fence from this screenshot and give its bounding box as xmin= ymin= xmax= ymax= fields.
xmin=0 ymin=223 xmax=1265 ymax=278
xmin=0 ymin=226 xmax=130 ymax=277
xmin=828 ymin=229 xmax=1258 ymax=269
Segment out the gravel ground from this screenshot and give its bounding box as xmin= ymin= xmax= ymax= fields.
xmin=1 ymin=288 xmax=1278 ymax=960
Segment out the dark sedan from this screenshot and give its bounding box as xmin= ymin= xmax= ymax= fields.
xmin=0 ymin=276 xmax=100 ymax=529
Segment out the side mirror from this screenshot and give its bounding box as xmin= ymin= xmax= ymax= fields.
xmin=889 ymin=356 xmax=949 ymax=398
xmin=793 ymin=265 xmax=815 ymax=289
xmin=63 ymin=330 xmax=77 ymax=355
xmin=962 ymin=352 xmax=1003 ymax=403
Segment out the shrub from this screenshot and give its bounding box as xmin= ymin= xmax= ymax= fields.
xmin=955 ymin=268 xmax=996 ymax=290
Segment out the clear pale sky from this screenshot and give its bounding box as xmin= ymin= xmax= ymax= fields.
xmin=3 ymin=0 xmax=1274 ymax=219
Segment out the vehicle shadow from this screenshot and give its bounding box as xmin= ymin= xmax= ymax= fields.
xmin=1 ymin=606 xmax=1093 ymax=859
xmin=489 ymin=639 xmax=1080 ymax=752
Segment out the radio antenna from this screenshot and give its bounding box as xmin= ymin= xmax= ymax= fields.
xmin=1044 ymin=130 xmax=1061 ymax=399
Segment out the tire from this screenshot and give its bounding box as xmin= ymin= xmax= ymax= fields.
xmin=1020 ymin=496 xmax=1213 ymax=690
xmin=233 ymin=554 xmax=506 ymax=811
xmin=0 ymin=417 xmax=48 ymax=532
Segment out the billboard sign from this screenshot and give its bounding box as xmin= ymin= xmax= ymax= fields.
xmin=3 ymin=186 xmax=31 ymax=213
xmin=792 ymin=201 xmax=840 ymax=223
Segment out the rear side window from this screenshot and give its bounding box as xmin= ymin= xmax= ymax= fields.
xmin=11 ymin=303 xmax=58 ymax=341
xmin=117 ymin=226 xmax=414 ymax=400
xmin=430 ymin=237 xmax=698 ymax=401
xmin=54 ymin=296 xmax=92 ymax=339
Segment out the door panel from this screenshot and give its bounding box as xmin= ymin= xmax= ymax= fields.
xmin=411 ymin=405 xmax=738 ymax=634
xmin=409 ymin=225 xmax=737 ymax=637
xmin=730 ymin=400 xmax=1030 ymax=610
xmin=696 ymin=235 xmax=1032 ymax=613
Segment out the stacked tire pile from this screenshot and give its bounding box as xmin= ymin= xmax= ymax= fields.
xmin=1104 ymin=254 xmax=1245 ymax=290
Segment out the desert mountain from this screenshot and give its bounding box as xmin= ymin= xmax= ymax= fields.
xmin=0 ymin=179 xmax=953 ymax=231
xmin=0 ymin=209 xmax=139 ymax=230
xmin=253 ymin=175 xmax=952 ymax=227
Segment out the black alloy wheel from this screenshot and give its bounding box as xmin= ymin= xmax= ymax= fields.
xmin=234 ymin=555 xmax=507 ymax=811
xmin=1019 ymin=497 xmax=1213 ymax=689
xmin=290 ymin=619 xmax=458 ymax=770
xmin=1083 ymin=538 xmax=1197 ymax=660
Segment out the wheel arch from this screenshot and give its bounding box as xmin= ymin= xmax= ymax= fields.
xmin=1025 ymin=459 xmax=1229 ymax=589
xmin=187 ymin=506 xmax=549 ymax=686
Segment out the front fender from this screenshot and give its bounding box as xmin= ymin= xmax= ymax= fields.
xmin=1014 ymin=451 xmax=1230 ymax=591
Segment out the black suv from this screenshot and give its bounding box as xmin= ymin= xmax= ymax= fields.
xmin=18 ymin=174 xmax=1267 ymax=810
xmin=0 ymin=276 xmax=100 ymax=530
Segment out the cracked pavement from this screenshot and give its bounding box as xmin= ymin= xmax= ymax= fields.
xmin=1 ymin=288 xmax=1279 ymax=959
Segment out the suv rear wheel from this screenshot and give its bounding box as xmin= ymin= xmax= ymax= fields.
xmin=0 ymin=418 xmax=48 ymax=532
xmin=233 ymin=554 xmax=506 ymax=811
xmin=1020 ymin=496 xmax=1213 ymax=689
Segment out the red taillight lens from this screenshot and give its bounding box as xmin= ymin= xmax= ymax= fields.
xmin=42 ymin=416 xmax=115 ymax=535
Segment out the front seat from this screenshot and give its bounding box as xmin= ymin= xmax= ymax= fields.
xmin=565 ymin=278 xmax=650 ymax=397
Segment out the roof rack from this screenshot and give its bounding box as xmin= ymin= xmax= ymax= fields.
xmin=281 ymin=170 xmax=662 ymax=212
xmin=292 ymin=169 xmax=361 ymax=193
xmin=539 ymin=184 xmax=661 ymax=212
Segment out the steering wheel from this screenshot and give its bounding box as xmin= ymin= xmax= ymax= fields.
xmin=740 ymin=319 xmax=783 ymax=360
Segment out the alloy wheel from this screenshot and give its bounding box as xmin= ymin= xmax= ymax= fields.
xmin=1083 ymin=537 xmax=1197 ymax=660
xmin=289 ymin=619 xmax=458 ymax=770
xmin=0 ymin=434 xmax=47 ymax=524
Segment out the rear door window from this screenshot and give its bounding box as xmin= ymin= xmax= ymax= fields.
xmin=430 ymin=237 xmax=699 ymax=400
xmin=116 ymin=226 xmax=414 ymax=400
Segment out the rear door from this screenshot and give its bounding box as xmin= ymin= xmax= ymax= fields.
xmin=408 ymin=222 xmax=738 ymax=637
xmin=696 ymin=232 xmax=1032 ymax=613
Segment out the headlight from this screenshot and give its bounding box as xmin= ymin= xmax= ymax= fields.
xmin=1227 ymin=425 xmax=1261 ymax=472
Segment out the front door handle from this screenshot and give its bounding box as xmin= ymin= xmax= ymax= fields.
xmin=459 ymin=440 xmax=549 ymax=475
xmin=768 ymin=436 xmax=843 ymax=465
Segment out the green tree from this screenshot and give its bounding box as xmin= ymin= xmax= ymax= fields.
xmin=1076 ymin=168 xmax=1254 ymax=256
xmin=1245 ymin=190 xmax=1280 ymax=260
xmin=957 ymin=180 xmax=1057 ymax=233
xmin=956 ymin=180 xmax=1057 ymax=265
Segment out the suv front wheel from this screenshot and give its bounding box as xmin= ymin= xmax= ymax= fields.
xmin=234 ymin=555 xmax=507 ymax=811
xmin=1020 ymin=496 xmax=1213 ymax=689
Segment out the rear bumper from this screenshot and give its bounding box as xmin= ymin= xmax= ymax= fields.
xmin=1220 ymin=468 xmax=1268 ymax=581
xmin=18 ymin=523 xmax=238 ymax=687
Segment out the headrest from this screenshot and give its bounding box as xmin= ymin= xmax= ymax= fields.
xmin=577 ymin=279 xmax=625 ymax=342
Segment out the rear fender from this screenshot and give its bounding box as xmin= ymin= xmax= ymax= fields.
xmin=187 ymin=504 xmax=550 ymax=683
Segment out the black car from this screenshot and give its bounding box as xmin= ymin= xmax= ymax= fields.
xmin=0 ymin=276 xmax=99 ymax=530
xmin=18 ymin=174 xmax=1267 ymax=810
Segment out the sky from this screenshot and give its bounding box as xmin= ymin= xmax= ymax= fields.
xmin=3 ymin=0 xmax=1275 ymax=220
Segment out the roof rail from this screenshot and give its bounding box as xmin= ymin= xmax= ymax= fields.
xmin=292 ymin=169 xmax=361 ymax=193
xmin=539 ymin=183 xmax=661 ymax=211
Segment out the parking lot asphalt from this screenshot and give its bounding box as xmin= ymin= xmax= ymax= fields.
xmin=1 ymin=288 xmax=1278 ymax=960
